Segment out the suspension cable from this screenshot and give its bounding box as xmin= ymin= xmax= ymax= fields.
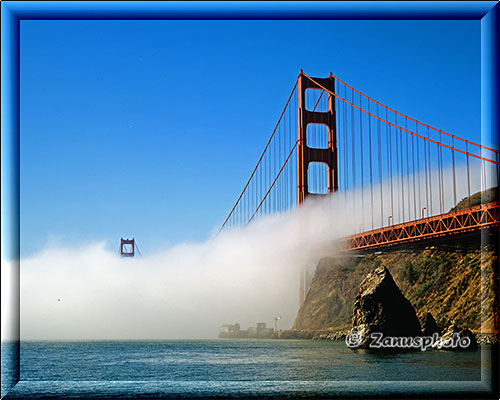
xmin=220 ymin=78 xmax=299 ymax=231
xmin=302 ymin=73 xmax=499 ymax=165
xmin=248 ymin=141 xmax=299 ymax=223
xmin=331 ymin=74 xmax=499 ymax=154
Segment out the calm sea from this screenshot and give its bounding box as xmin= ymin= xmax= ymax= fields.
xmin=2 ymin=340 xmax=494 ymax=398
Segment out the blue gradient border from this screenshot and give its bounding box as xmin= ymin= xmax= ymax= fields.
xmin=1 ymin=1 xmax=498 ymax=398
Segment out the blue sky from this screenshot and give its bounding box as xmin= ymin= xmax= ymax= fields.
xmin=20 ymin=19 xmax=480 ymax=257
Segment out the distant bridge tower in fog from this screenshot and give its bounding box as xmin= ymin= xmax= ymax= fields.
xmin=120 ymin=238 xmax=140 ymax=257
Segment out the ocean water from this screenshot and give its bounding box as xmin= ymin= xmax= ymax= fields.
xmin=2 ymin=340 xmax=494 ymax=398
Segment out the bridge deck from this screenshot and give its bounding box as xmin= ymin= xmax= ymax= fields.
xmin=343 ymin=202 xmax=499 ymax=251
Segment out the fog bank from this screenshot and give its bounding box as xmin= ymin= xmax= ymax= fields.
xmin=4 ymin=161 xmax=489 ymax=340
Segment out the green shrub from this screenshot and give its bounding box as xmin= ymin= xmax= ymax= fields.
xmin=409 ymin=278 xmax=434 ymax=302
xmin=404 ymin=261 xmax=417 ymax=284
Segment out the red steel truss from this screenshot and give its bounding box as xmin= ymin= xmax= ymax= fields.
xmin=342 ymin=202 xmax=499 ymax=251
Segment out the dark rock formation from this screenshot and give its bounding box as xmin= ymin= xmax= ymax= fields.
xmin=432 ymin=324 xmax=478 ymax=351
xmin=293 ymin=241 xmax=495 ymax=334
xmin=347 ymin=265 xmax=422 ymax=348
xmin=422 ymin=312 xmax=441 ymax=336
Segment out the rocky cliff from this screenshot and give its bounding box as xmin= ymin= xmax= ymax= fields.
xmin=293 ymin=239 xmax=498 ymax=334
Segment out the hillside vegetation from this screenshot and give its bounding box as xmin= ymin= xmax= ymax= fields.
xmin=294 ymin=188 xmax=498 ymax=334
xmin=450 ymin=186 xmax=497 ymax=211
xmin=293 ymin=240 xmax=497 ymax=333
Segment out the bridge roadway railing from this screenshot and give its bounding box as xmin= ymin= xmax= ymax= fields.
xmin=342 ymin=201 xmax=499 ymax=251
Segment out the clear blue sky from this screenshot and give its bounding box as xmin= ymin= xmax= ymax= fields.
xmin=20 ymin=19 xmax=480 ymax=257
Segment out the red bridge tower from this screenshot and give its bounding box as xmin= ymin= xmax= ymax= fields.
xmin=120 ymin=238 xmax=135 ymax=257
xmin=297 ymin=71 xmax=338 ymax=204
xmin=297 ymin=72 xmax=338 ymax=307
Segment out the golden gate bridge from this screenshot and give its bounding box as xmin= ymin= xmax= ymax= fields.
xmin=220 ymin=71 xmax=499 ymax=251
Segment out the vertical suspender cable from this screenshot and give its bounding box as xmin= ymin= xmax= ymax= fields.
xmin=396 ymin=115 xmax=401 ymax=223
xmin=243 ymin=180 xmax=246 ymax=223
xmin=368 ymin=101 xmax=374 ymax=229
xmin=452 ymin=137 xmax=457 ymax=208
xmin=466 ymin=142 xmax=471 ymax=207
xmin=273 ymin=120 xmax=283 ymax=213
xmin=405 ymin=118 xmax=411 ymax=219
xmin=416 ymin=123 xmax=421 ymax=217
xmin=343 ymin=86 xmax=348 ymax=202
xmin=389 ymin=113 xmax=394 ymax=222
xmin=386 ymin=108 xmax=393 ymax=225
xmin=441 ymin=134 xmax=445 ymax=211
xmin=438 ymin=132 xmax=443 ymax=213
xmin=281 ymin=109 xmax=285 ymax=212
xmin=360 ymin=93 xmax=365 ymax=229
xmin=351 ymin=90 xmax=356 ymax=209
xmin=427 ymin=127 xmax=433 ymax=216
xmin=377 ymin=104 xmax=383 ymax=227
xmin=423 ymin=126 xmax=429 ymax=217
xmin=289 ymin=94 xmax=292 ymax=209
xmin=412 ymin=126 xmax=416 ymax=220
xmin=437 ymin=142 xmax=441 ymax=213
xmin=400 ymin=121 xmax=405 ymax=222
xmin=289 ymin=97 xmax=292 ymax=210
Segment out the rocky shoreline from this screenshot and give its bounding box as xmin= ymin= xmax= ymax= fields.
xmin=476 ymin=333 xmax=500 ymax=345
xmin=272 ymin=329 xmax=348 ymax=341
xmin=274 ymin=265 xmax=498 ymax=350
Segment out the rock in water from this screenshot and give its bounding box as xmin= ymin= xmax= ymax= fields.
xmin=347 ymin=265 xmax=422 ymax=349
xmin=422 ymin=312 xmax=441 ymax=336
xmin=431 ymin=324 xmax=478 ymax=351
